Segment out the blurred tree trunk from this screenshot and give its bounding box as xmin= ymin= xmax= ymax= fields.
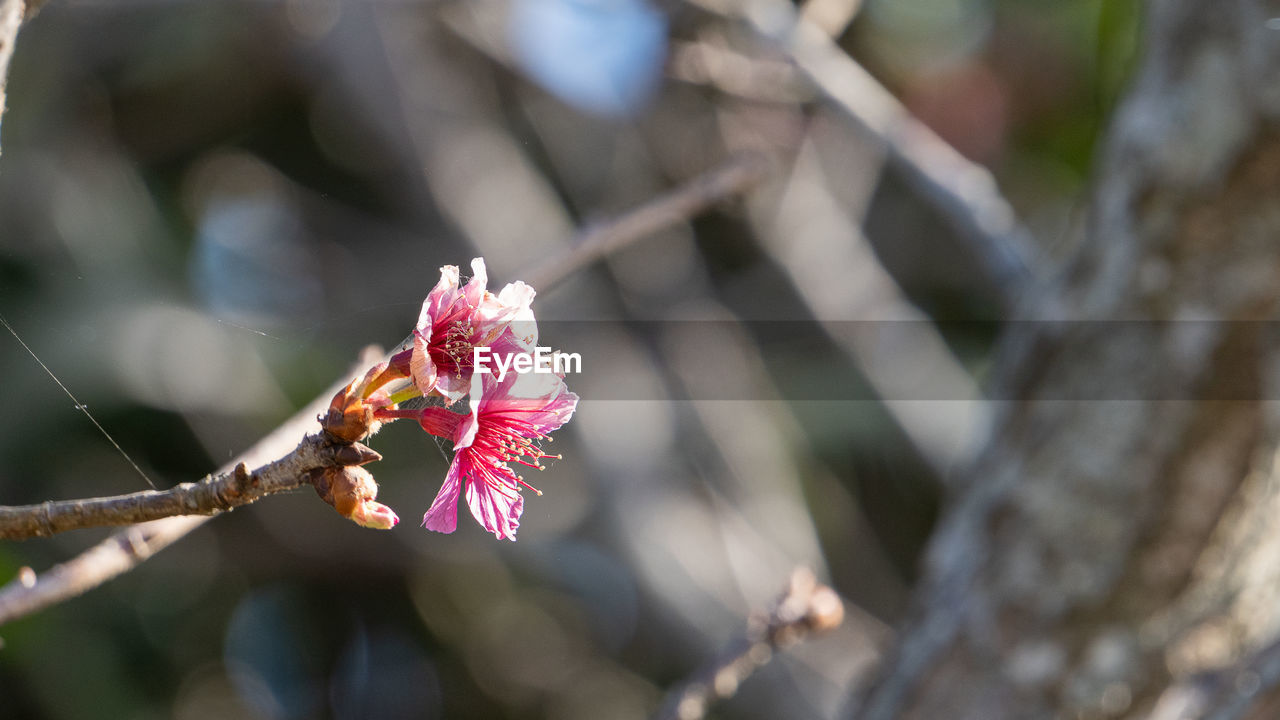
xmin=854 ymin=2 xmax=1280 ymax=719
xmin=0 ymin=0 xmax=25 ymax=155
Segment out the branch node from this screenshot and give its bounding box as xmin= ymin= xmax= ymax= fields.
xmin=37 ymin=501 xmax=54 ymax=537
xmin=232 ymin=462 xmax=253 ymax=492
xmin=656 ymin=567 xmax=845 ymax=720
xmin=181 ymin=486 xmax=200 ymax=512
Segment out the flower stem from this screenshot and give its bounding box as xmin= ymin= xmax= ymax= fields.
xmin=387 ymin=386 xmax=422 ymax=406
xmin=372 ymin=408 xmax=421 ymax=422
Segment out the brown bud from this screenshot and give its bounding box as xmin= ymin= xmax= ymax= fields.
xmin=320 ymin=379 xmax=379 ymax=443
xmin=806 ymin=585 xmax=844 ymax=633
xmin=311 ymin=466 xmax=399 ymax=530
xmin=773 ymin=567 xmax=844 ymax=637
xmin=320 ymin=363 xmax=395 ymax=443
xmin=334 ymin=443 xmax=383 ymax=466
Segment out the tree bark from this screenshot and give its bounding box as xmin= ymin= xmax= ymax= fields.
xmin=855 ymin=2 xmax=1280 ymax=718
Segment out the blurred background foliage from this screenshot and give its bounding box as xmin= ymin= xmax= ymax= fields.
xmin=0 ymin=0 xmax=1140 ymax=718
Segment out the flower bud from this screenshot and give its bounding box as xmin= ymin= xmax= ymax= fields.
xmin=321 ymin=364 xmax=394 ymax=443
xmin=312 ymin=466 xmax=399 ymax=530
xmin=351 ymin=500 xmax=400 ymax=530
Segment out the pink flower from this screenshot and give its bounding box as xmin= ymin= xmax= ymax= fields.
xmin=417 ymin=370 xmax=578 ymax=540
xmin=409 ymin=258 xmax=537 ymax=404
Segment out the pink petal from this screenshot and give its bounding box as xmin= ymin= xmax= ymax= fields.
xmin=451 ymin=374 xmax=483 ymax=450
xmin=480 ymin=372 xmax=579 ymax=433
xmin=422 ymin=464 xmax=463 ymax=533
xmin=498 ymin=282 xmax=538 ymax=349
xmin=461 ymin=258 xmax=489 ymax=310
xmin=418 ymin=264 xmax=461 ymax=331
xmin=497 ymin=281 xmax=536 ymax=313
xmin=434 ymin=371 xmax=472 ymax=406
xmin=474 ymin=281 xmax=538 ymax=349
xmin=409 ymin=329 xmax=439 ymax=396
xmin=410 ymin=262 xmax=466 ymax=396
xmin=464 ymin=471 xmax=524 ymax=541
xmin=483 ymin=329 xmax=533 ymax=368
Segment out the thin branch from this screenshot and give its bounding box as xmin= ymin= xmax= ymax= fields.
xmin=799 ymin=0 xmax=864 ymax=39
xmin=695 ymin=0 xmax=1039 ymax=313
xmin=0 ymin=438 xmax=380 ymax=540
xmin=523 ymin=151 xmax=771 ymax=290
xmin=380 ymin=152 xmax=770 ymax=351
xmin=0 ymin=347 xmax=381 ymax=627
xmin=758 ymin=137 xmax=987 ymax=476
xmin=0 ymin=516 xmax=204 ymax=626
xmin=653 ymin=568 xmax=846 ymax=720
xmin=669 ymin=37 xmax=815 ymax=104
xmin=0 ymin=437 xmax=382 ymax=623
xmin=395 ymin=10 xmax=774 ymax=288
